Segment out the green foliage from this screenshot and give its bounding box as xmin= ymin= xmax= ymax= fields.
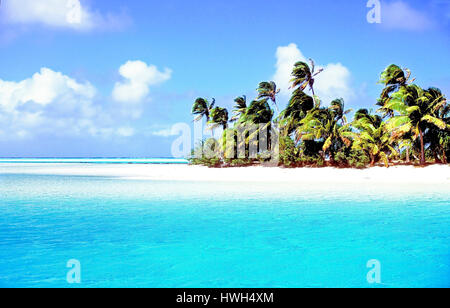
xmin=257 ymin=81 xmax=280 ymax=112
xmin=192 ymin=98 xmax=215 ymax=122
xmin=279 ymin=136 xmax=300 ymax=167
xmin=188 ymin=139 xmax=223 ymax=168
xmin=279 ymin=90 xmax=314 ymax=136
xmin=243 ymin=99 xmax=274 ymax=124
xmin=224 ymin=158 xmax=253 ymax=167
xmin=334 ymin=148 xmax=370 ymax=169
xmin=295 ymin=99 xmax=353 ymax=164
xmin=290 ymin=59 xmax=323 ymax=105
xmin=377 ymin=65 xmax=414 ymax=117
xmin=209 ymin=107 xmax=229 ymax=130
xmin=231 ymin=96 xmax=247 ymax=122
xmin=387 ymin=85 xmax=447 ymax=165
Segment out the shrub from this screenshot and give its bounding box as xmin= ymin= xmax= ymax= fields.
xmin=279 ymin=136 xmax=300 ymax=167
xmin=188 ymin=139 xmax=224 ymax=167
xmin=347 ymin=150 xmax=370 ymax=169
xmin=224 ymin=158 xmax=253 ymax=167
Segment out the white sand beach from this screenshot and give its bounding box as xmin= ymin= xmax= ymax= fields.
xmin=0 ymin=163 xmax=449 ymax=185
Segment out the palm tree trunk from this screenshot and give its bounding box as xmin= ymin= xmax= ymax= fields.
xmin=434 ymin=152 xmax=440 ymax=163
xmin=443 ymin=148 xmax=447 ymax=164
xmin=311 ymin=87 xmax=317 ymax=106
xmin=419 ymin=128 xmax=425 ymax=165
xmin=406 ymin=147 xmax=410 ymax=164
xmin=206 ymin=116 xmax=214 ymax=138
xmin=329 ymin=149 xmax=335 ymax=165
xmin=370 ymin=154 xmax=375 ymax=167
xmin=273 ymin=98 xmax=280 ymax=114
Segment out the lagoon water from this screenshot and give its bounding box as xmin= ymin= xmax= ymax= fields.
xmin=0 ymin=171 xmax=449 ymax=288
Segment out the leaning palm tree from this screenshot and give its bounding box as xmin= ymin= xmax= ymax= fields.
xmin=290 ymin=59 xmax=324 ymax=105
xmin=386 ymin=85 xmax=447 ymax=165
xmin=192 ymin=97 xmax=215 ymax=122
xmin=242 ymin=99 xmax=274 ymax=125
xmin=279 ymin=89 xmax=314 ymax=136
xmin=296 ymin=101 xmax=352 ymax=164
xmin=237 ymin=99 xmax=275 ymax=157
xmin=354 ymin=109 xmax=383 ymax=129
xmin=209 ymin=106 xmax=230 ymax=159
xmin=352 ymin=115 xmax=397 ymax=167
xmin=378 ymin=64 xmax=415 ymax=118
xmin=329 ymin=98 xmax=352 ymax=125
xmin=231 ymin=95 xmax=247 ymax=122
xmin=426 ymin=95 xmax=449 ymax=163
xmin=257 ymin=82 xmax=280 ymax=113
xmin=192 ymin=97 xmax=216 ymax=137
xmin=209 ymin=107 xmax=229 ymax=131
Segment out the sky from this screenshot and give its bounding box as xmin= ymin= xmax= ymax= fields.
xmin=0 ymin=0 xmax=449 ymax=157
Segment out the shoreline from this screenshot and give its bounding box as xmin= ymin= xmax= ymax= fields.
xmin=1 ymin=163 xmax=449 ymax=185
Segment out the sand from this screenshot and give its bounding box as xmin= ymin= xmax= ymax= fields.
xmin=0 ymin=163 xmax=449 ymax=185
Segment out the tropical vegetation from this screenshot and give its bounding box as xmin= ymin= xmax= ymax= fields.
xmin=189 ymin=62 xmax=449 ymax=168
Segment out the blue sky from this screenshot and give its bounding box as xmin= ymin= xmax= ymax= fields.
xmin=0 ymin=0 xmax=449 ymax=157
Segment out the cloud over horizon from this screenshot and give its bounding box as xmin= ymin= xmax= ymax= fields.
xmin=0 ymin=60 xmax=172 ymax=141
xmin=0 ymin=67 xmax=104 ymax=140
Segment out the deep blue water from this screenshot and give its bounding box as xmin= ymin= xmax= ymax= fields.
xmin=0 ymin=174 xmax=449 ymax=288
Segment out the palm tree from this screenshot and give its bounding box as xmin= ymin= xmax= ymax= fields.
xmin=423 ymin=89 xmax=449 ymax=163
xmin=354 ymin=109 xmax=383 ymax=127
xmin=231 ymin=96 xmax=247 ymax=122
xmin=257 ymin=82 xmax=280 ymax=113
xmin=290 ymin=59 xmax=324 ymax=105
xmin=242 ymin=99 xmax=274 ymax=124
xmin=296 ymin=100 xmax=352 ymax=164
xmin=192 ymin=97 xmax=216 ymax=137
xmin=378 ymin=64 xmax=414 ymax=118
xmin=236 ymin=99 xmax=275 ymax=158
xmin=393 ymin=131 xmax=414 ymax=164
xmin=386 ymin=85 xmax=447 ymax=165
xmin=192 ymin=97 xmax=215 ymax=122
xmin=329 ymin=98 xmax=352 ymax=125
xmin=352 ymin=114 xmax=397 ymax=167
xmin=209 ymin=107 xmax=229 ymax=131
xmin=279 ymin=89 xmax=314 ymax=136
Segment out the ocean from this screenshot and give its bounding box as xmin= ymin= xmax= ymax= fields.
xmin=0 ymin=160 xmax=449 ymax=287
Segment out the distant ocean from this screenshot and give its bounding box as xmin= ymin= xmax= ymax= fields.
xmin=0 ymin=158 xmax=188 ymax=164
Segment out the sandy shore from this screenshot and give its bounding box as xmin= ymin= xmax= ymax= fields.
xmin=0 ymin=163 xmax=449 ymax=185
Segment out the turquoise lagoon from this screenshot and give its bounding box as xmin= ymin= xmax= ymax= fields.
xmin=0 ymin=162 xmax=449 ymax=288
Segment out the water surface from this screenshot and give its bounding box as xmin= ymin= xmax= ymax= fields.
xmin=0 ymin=173 xmax=449 ymax=288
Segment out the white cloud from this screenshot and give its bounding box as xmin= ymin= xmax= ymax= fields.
xmin=112 ymin=60 xmax=172 ymax=104
xmin=0 ymin=61 xmax=172 ymax=141
xmin=315 ymin=63 xmax=354 ymax=104
xmin=2 ymin=0 xmax=130 ymax=31
xmin=0 ymin=68 xmax=126 ymax=140
xmin=152 ymin=128 xmax=178 ymax=137
xmin=273 ymin=43 xmax=355 ymax=104
xmin=381 ymin=1 xmax=435 ymax=31
xmin=116 ymin=127 xmax=135 ymax=137
xmin=0 ymin=68 xmax=96 ymax=111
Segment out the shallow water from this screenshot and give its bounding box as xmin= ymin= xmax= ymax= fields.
xmin=0 ymin=174 xmax=449 ymax=288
